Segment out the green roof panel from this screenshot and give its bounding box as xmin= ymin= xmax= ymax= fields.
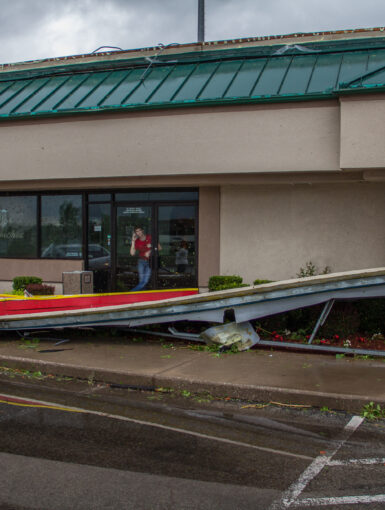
xmin=125 ymin=66 xmax=173 ymax=104
xmin=35 ymin=74 xmax=89 ymax=112
xmin=251 ymin=56 xmax=292 ymax=96
xmin=198 ymin=60 xmax=243 ymax=100
xmin=99 ymin=69 xmax=142 ymax=106
xmin=57 ymin=71 xmax=110 ymax=110
xmin=279 ymin=55 xmax=317 ymax=95
xmin=0 ymin=78 xmax=49 ymax=115
xmin=224 ymin=59 xmax=267 ymax=98
xmin=14 ymin=75 xmax=69 ymax=114
xmin=0 ymin=80 xmax=32 ymax=109
xmin=173 ymin=62 xmax=218 ymax=102
xmin=338 ymin=51 xmax=368 ymax=85
xmin=76 ymin=70 xmax=123 ymax=108
xmin=1 ymin=37 xmax=385 ymax=119
xmin=148 ymin=63 xmax=195 ymax=103
xmin=307 ymin=53 xmax=342 ymax=93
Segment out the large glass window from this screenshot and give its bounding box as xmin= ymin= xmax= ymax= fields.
xmin=0 ymin=196 xmax=37 ymax=257
xmin=41 ymin=195 xmax=82 ymax=258
xmin=116 ymin=191 xmax=198 ymax=202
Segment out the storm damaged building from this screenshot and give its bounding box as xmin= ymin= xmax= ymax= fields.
xmin=0 ymin=27 xmax=384 ymax=293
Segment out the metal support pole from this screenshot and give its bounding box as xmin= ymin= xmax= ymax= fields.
xmin=308 ymin=299 xmax=335 ymax=344
xmin=198 ymin=0 xmax=205 ymax=42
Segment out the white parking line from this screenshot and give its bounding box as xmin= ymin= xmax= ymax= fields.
xmin=293 ymin=494 xmax=385 ymax=507
xmin=0 ymin=393 xmax=312 ymax=461
xmin=328 ymin=457 xmax=385 ymax=466
xmin=269 ymin=415 xmax=364 ymax=509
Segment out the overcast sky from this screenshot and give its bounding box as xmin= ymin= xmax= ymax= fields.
xmin=1 ymin=0 xmax=385 ymax=65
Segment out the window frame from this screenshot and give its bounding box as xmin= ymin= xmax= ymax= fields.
xmin=0 ymin=188 xmax=198 ymax=261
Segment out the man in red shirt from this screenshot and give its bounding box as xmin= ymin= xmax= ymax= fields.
xmin=130 ymin=226 xmax=152 ymax=291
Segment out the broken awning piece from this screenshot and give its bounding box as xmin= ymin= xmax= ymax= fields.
xmin=200 ymin=322 xmax=260 ymax=351
xmin=0 ymin=267 xmax=384 ymax=332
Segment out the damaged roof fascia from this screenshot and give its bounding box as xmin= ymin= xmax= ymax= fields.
xmin=0 ymin=29 xmax=385 ymax=120
xmin=2 ymin=30 xmax=385 ymax=82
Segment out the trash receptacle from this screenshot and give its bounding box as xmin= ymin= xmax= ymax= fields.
xmin=62 ymin=271 xmax=93 ymax=295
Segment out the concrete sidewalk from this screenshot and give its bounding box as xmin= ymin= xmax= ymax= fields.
xmin=0 ymin=335 xmax=384 ymax=412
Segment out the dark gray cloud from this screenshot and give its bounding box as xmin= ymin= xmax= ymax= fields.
xmin=1 ymin=0 xmax=385 ymax=64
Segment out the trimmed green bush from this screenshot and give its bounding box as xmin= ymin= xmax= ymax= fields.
xmin=13 ymin=276 xmax=42 ymax=292
xmin=208 ymin=275 xmax=248 ymax=292
xmin=253 ymin=279 xmax=273 ymax=285
xmin=25 ymin=283 xmax=55 ymax=296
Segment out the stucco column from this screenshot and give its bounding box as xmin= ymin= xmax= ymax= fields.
xmin=198 ymin=187 xmax=220 ymax=287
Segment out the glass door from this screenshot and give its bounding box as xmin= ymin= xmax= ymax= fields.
xmin=156 ymin=204 xmax=197 ymax=289
xmin=114 ymin=202 xmax=197 ymax=291
xmin=116 ymin=205 xmax=154 ymax=292
xmin=87 ymin=203 xmax=112 ymax=293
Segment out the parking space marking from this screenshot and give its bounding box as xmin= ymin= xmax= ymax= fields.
xmin=328 ymin=457 xmax=385 ymax=466
xmin=293 ymin=494 xmax=385 ymax=507
xmin=269 ymin=415 xmax=365 ymax=509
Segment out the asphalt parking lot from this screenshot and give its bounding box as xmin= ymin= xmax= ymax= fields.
xmin=0 ymin=388 xmax=384 ymax=509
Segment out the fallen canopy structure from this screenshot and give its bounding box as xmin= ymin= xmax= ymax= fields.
xmin=0 ymin=268 xmax=384 ymax=356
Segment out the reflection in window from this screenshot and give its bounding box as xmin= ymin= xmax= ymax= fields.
xmin=88 ymin=194 xmax=111 ymax=202
xmin=116 ymin=191 xmax=198 ymax=202
xmin=0 ymin=196 xmax=37 ymax=257
xmin=158 ymin=205 xmax=196 ymax=281
xmin=41 ymin=195 xmax=82 ymax=258
xmin=88 ymin=203 xmax=111 ymax=292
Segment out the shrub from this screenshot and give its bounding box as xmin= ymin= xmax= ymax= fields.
xmin=25 ymin=283 xmax=55 ymax=296
xmin=253 ymin=279 xmax=273 ymax=285
xmin=208 ymin=275 xmax=248 ymax=292
xmin=13 ymin=276 xmax=42 ymax=292
xmin=297 ymin=261 xmax=331 ymax=278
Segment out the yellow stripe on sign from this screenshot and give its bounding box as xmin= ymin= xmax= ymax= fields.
xmin=0 ymin=399 xmax=85 ymax=413
xmin=0 ymin=289 xmax=199 ymax=301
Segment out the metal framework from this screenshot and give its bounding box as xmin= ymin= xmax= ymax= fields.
xmin=2 ymin=268 xmax=385 ymax=357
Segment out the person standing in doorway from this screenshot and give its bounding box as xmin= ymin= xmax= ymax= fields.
xmin=175 ymin=241 xmax=189 ymax=273
xmin=130 ymin=226 xmax=152 ymax=291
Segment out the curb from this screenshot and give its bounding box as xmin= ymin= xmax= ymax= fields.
xmin=0 ymin=354 xmax=383 ymax=413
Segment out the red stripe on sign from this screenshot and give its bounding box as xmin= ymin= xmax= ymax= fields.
xmin=0 ymin=289 xmax=198 ymax=316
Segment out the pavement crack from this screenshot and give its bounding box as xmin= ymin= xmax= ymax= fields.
xmin=154 ymin=357 xmax=198 ymax=377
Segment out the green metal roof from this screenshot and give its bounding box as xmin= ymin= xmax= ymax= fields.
xmin=1 ymin=37 xmax=385 ymax=120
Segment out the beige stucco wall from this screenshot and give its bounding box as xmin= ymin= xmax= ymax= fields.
xmin=340 ymin=96 xmax=385 ymax=170
xmin=198 ymin=187 xmax=220 ymax=287
xmin=0 ymin=259 xmax=83 ymax=294
xmin=0 ymin=102 xmax=340 ymax=182
xmin=220 ymin=182 xmax=385 ymax=283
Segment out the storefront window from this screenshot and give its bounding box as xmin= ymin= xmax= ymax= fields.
xmin=0 ymin=196 xmax=37 ymax=257
xmin=116 ymin=191 xmax=198 ymax=202
xmin=41 ymin=195 xmax=82 ymax=258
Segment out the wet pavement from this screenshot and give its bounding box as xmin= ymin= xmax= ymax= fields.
xmin=0 ymin=331 xmax=384 ymax=412
xmin=0 ymin=385 xmax=385 ymax=509
xmin=1 ymin=331 xmax=385 ymax=508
